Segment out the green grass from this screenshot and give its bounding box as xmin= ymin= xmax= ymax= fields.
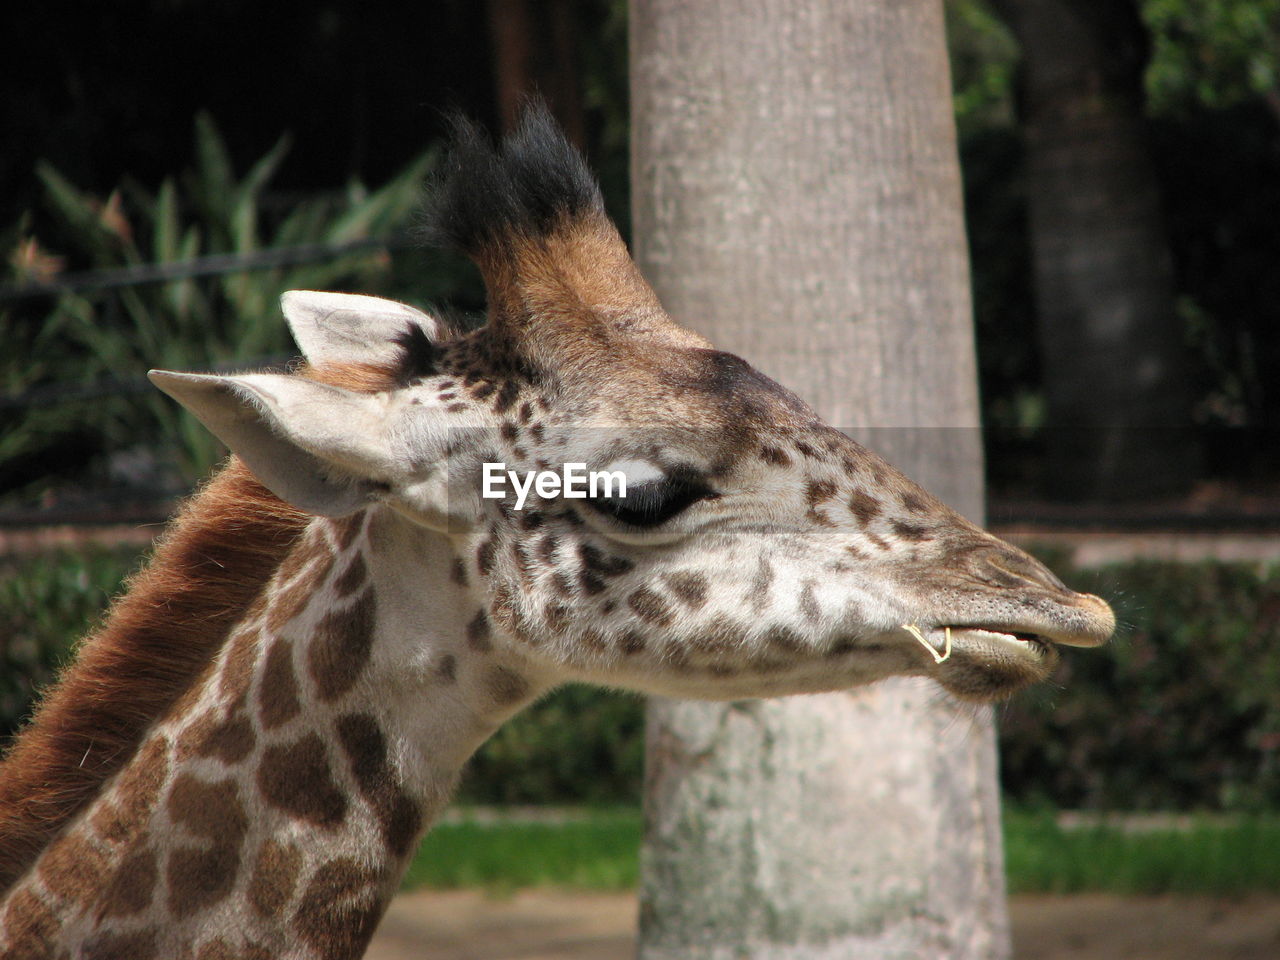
xmin=402 ymin=807 xmax=1280 ymax=896
xmin=1003 ymin=810 xmax=1280 ymax=896
xmin=402 ymin=810 xmax=643 ymax=893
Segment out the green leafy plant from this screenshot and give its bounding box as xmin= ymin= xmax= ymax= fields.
xmin=1144 ymin=0 xmax=1280 ymax=114
xmin=4 ymin=113 xmax=435 ymax=483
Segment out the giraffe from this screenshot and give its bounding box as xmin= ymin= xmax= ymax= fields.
xmin=0 ymin=105 xmax=1114 ymax=959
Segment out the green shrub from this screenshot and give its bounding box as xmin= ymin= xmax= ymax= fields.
xmin=404 ymin=810 xmax=643 ymax=891
xmin=999 ymin=557 xmax=1280 ymax=811
xmin=457 ymin=683 xmax=645 ymax=805
xmin=0 ymin=547 xmax=143 ymax=742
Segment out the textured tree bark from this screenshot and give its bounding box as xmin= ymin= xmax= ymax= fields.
xmin=992 ymin=0 xmax=1198 ymax=500
xmin=631 ymin=2 xmax=1009 ymax=958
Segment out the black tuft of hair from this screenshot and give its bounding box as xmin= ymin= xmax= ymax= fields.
xmin=421 ymin=100 xmax=604 ymax=258
xmin=391 ymin=323 xmax=441 ymax=385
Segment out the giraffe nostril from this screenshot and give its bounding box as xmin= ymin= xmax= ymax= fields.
xmin=981 ymin=547 xmax=1067 ymax=592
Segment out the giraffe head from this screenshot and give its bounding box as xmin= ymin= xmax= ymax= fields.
xmin=152 ymin=106 xmax=1111 ymax=705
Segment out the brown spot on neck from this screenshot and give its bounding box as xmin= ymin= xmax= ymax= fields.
xmin=91 ymin=735 xmax=170 ymax=843
xmin=890 ymin=519 xmax=933 ymax=543
xmin=98 ymin=845 xmax=158 ymax=917
xmin=760 ymin=445 xmax=792 ymax=467
xmin=331 ymin=512 xmax=367 ymax=551
xmin=663 ymin=572 xmax=709 ymax=609
xmin=247 ymin=838 xmax=303 ymax=919
xmin=1 ymin=887 xmax=58 ymax=953
xmin=166 ymin=778 xmax=248 ymax=844
xmin=82 ymin=926 xmax=159 ymax=960
xmin=266 ymin=547 xmax=335 ymax=634
xmin=848 ymin=490 xmax=882 ymax=526
xmin=485 ymin=665 xmax=533 ymax=707
xmin=165 ymin=775 xmax=249 ymax=918
xmin=466 ymin=609 xmax=493 ymax=652
xmin=579 ymin=543 xmax=633 ymax=577
xmin=292 ymin=857 xmax=386 ymax=960
xmin=449 ymin=557 xmax=469 ymax=587
xmin=805 ymin=479 xmax=837 ymax=506
xmin=333 ymin=553 xmax=369 ymax=598
xmin=628 ymin=587 xmax=675 ymax=627
xmin=258 ymin=638 xmax=302 ymax=729
xmin=257 ymin=733 xmax=347 ymax=828
xmin=335 ymin=713 xmax=423 ymax=858
xmin=306 ymin=588 xmax=378 ymax=701
xmin=39 ymin=829 xmax=108 ymax=905
xmin=178 ymin=708 xmax=256 ymax=764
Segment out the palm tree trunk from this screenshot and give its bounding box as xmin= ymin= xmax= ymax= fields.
xmin=631 ymin=2 xmax=1009 ymax=956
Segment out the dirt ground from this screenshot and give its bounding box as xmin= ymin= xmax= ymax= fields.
xmin=364 ymin=889 xmax=1280 ymax=960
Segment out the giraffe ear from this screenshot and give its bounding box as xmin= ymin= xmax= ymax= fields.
xmin=281 ymin=290 xmax=442 ymax=368
xmin=149 ymin=369 xmax=397 ymax=517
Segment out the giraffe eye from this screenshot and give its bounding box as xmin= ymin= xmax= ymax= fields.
xmin=584 ymin=469 xmax=716 ymax=528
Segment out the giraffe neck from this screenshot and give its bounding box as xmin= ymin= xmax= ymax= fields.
xmin=0 ymin=508 xmax=552 ymax=960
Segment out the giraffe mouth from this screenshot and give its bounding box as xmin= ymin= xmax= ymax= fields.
xmin=919 ymin=625 xmax=1064 ymax=701
xmin=911 ymin=599 xmax=1112 ymax=698
xmin=936 ymin=590 xmax=1115 ymax=657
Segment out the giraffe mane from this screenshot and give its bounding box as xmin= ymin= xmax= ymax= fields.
xmin=0 ymin=362 xmax=402 ymax=894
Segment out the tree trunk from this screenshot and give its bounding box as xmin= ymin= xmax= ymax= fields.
xmin=992 ymin=0 xmax=1199 ymax=500
xmin=631 ymin=2 xmax=1009 ymax=958
xmin=487 ymin=0 xmax=585 ymax=148
xmin=487 ymin=0 xmax=533 ymax=135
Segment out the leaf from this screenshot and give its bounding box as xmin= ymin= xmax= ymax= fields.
xmin=238 ymin=132 xmax=292 ymax=202
xmin=193 ymin=111 xmax=236 ymax=240
xmin=153 ymin=178 xmax=180 ymax=264
xmin=322 ymin=151 xmax=434 ymax=243
xmin=35 ymin=162 xmax=119 ymax=265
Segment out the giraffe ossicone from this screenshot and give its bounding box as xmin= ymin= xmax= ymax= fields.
xmin=0 ymin=104 xmax=1113 ymax=959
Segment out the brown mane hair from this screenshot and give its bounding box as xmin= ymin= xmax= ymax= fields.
xmin=0 ymin=461 xmax=308 ymax=893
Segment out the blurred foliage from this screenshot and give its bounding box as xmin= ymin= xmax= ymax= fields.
xmin=1000 ymin=556 xmax=1280 ymax=811
xmin=5 ymin=546 xmax=1279 ymax=812
xmin=458 ymin=683 xmax=646 ymax=805
xmin=0 ymin=547 xmax=140 ymax=740
xmin=947 ymin=0 xmax=1280 ymax=121
xmin=2 ymin=114 xmax=437 ymax=490
xmin=1144 ymin=0 xmax=1280 ymax=114
xmin=1003 ymin=810 xmax=1280 ymax=894
xmin=405 ymin=811 xmax=643 ymax=892
xmin=1152 ymin=102 xmax=1280 ymax=453
xmin=947 ymin=0 xmax=1020 ymax=133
